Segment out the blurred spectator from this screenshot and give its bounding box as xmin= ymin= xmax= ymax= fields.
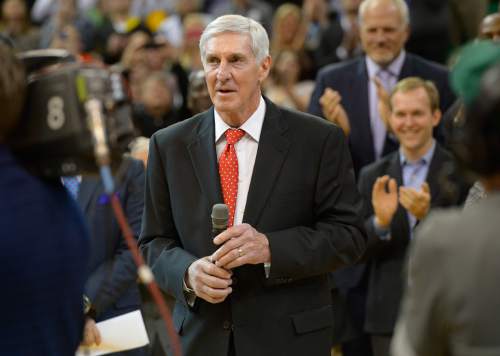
xmin=31 ymin=0 xmax=97 ymax=24
xmin=270 ymin=3 xmax=305 ymax=56
xmin=392 ymin=41 xmax=500 ymax=356
xmin=357 ymin=77 xmax=469 ymax=356
xmin=87 ymin=0 xmax=150 ymax=63
xmin=404 ymin=0 xmax=452 ymax=64
xmin=264 ymin=50 xmax=314 ymax=112
xmin=302 ymin=0 xmax=330 ymax=53
xmin=132 ymin=71 xmax=182 ymax=137
xmin=186 ymin=69 xmax=212 ymax=115
xmin=315 ymin=0 xmax=362 ymax=68
xmin=478 ymin=12 xmax=500 ymax=41
xmin=271 ymin=3 xmax=317 ymax=80
xmin=0 ymin=0 xmax=40 ymax=50
xmin=309 ymin=0 xmax=455 ymax=177
xmin=38 ymin=0 xmax=94 ymax=52
xmin=442 ymin=12 xmax=500 ymax=145
xmin=49 ymin=23 xmax=82 ymax=57
xmin=179 ymin=12 xmax=208 ymax=72
xmin=449 ymin=0 xmax=488 ymax=48
xmin=129 ymin=0 xmax=175 ymax=18
xmin=68 ymin=157 xmax=146 ymax=356
xmin=210 ymin=0 xmax=273 ymax=33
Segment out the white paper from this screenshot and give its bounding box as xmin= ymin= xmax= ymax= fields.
xmin=76 ymin=310 xmax=149 ymax=356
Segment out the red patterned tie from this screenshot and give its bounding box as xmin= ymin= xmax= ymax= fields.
xmin=219 ymin=128 xmax=245 ymax=226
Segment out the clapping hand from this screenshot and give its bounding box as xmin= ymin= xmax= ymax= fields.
xmin=372 ymin=175 xmax=399 ymax=228
xmin=319 ymin=88 xmax=351 ymax=136
xmin=399 ymin=182 xmax=431 ymax=220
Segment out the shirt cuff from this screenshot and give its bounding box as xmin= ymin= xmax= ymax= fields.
xmin=264 ymin=262 xmax=271 ymax=279
xmin=183 ymin=277 xmax=196 ymax=307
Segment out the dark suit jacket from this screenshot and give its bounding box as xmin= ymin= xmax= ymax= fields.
xmin=0 ymin=144 xmax=89 ymax=356
xmin=80 ymin=158 xmax=145 ymax=321
xmin=308 ymin=53 xmax=456 ymax=179
xmin=139 ymin=98 xmax=367 ymax=356
xmin=357 ymin=144 xmax=469 ymax=334
xmin=392 ymin=193 xmax=500 ymax=356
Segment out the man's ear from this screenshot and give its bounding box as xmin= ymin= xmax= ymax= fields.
xmin=258 ymin=55 xmax=272 ymax=83
xmin=432 ymin=109 xmax=442 ymax=127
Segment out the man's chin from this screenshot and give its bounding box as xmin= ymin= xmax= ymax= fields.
xmin=371 ymin=53 xmax=398 ymax=67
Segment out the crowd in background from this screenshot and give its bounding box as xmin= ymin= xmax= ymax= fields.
xmin=1 ymin=0 xmax=500 ymax=355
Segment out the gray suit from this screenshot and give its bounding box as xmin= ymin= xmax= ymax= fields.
xmin=392 ymin=192 xmax=500 ymax=356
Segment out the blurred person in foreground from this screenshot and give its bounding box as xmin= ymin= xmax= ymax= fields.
xmin=357 ymin=77 xmax=470 ymax=356
xmin=139 ymin=14 xmax=366 ymax=356
xmin=392 ymin=40 xmax=500 ymax=356
xmin=0 ymin=41 xmax=89 ymax=355
xmin=69 ymin=156 xmax=146 ymax=356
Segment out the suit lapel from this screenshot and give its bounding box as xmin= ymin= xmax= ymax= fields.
xmin=398 ymin=53 xmax=414 ymax=80
xmin=387 ymin=152 xmax=411 ymax=239
xmin=187 ymin=110 xmax=223 ymax=208
xmin=355 ymin=58 xmax=376 ymax=162
xmin=243 ymin=99 xmax=290 ymax=227
xmin=425 ymin=144 xmax=447 ymax=206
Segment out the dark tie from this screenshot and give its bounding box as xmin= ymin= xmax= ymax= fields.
xmin=218 ymin=128 xmax=245 ymax=227
xmin=62 ymin=176 xmax=80 ymax=199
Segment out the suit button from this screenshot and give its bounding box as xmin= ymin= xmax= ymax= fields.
xmin=223 ymin=320 xmax=232 ymax=330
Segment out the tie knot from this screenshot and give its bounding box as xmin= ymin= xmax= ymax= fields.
xmin=225 ymin=128 xmax=245 ymax=145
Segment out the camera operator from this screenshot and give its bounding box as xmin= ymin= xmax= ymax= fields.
xmin=0 ymin=41 xmax=89 ymax=356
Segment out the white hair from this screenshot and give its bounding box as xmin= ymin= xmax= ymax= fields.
xmin=359 ymin=0 xmax=409 ymax=27
xmin=199 ymin=15 xmax=270 ymax=67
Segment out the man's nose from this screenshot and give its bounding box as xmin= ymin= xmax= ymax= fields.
xmin=216 ymin=62 xmax=231 ymax=81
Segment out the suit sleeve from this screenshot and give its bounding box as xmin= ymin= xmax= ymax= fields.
xmin=139 ymin=134 xmax=197 ymax=306
xmin=357 ymin=166 xmax=391 ymax=260
xmin=85 ymin=159 xmax=145 ymax=316
xmin=266 ymin=126 xmax=366 ymax=280
xmin=391 ymin=213 xmax=449 ymax=356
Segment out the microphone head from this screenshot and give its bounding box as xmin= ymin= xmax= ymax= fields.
xmin=211 ymin=204 xmax=229 ymax=230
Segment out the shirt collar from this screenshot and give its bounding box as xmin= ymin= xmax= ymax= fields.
xmin=366 ymin=50 xmax=406 ymax=79
xmin=400 ymin=139 xmax=436 ymax=166
xmin=214 ymin=96 xmax=266 ymax=143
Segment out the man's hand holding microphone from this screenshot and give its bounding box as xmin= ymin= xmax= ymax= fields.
xmin=184 ymin=204 xmax=271 ymax=304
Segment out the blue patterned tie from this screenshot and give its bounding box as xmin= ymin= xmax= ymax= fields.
xmin=62 ymin=176 xmax=80 ymax=199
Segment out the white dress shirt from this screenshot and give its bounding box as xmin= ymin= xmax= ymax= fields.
xmin=214 ymin=96 xmax=266 ymax=225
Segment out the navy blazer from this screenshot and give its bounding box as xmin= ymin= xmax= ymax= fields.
xmin=357 ymin=144 xmax=470 ymax=334
xmin=79 ymin=158 xmax=145 ymax=320
xmin=0 ymin=145 xmax=89 ymax=356
xmin=308 ymin=53 xmax=456 ymax=178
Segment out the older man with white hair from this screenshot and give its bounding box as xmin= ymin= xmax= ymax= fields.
xmin=139 ymin=14 xmax=366 ymax=356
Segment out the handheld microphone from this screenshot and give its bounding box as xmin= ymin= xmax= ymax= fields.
xmin=211 ymin=204 xmax=229 ymax=237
